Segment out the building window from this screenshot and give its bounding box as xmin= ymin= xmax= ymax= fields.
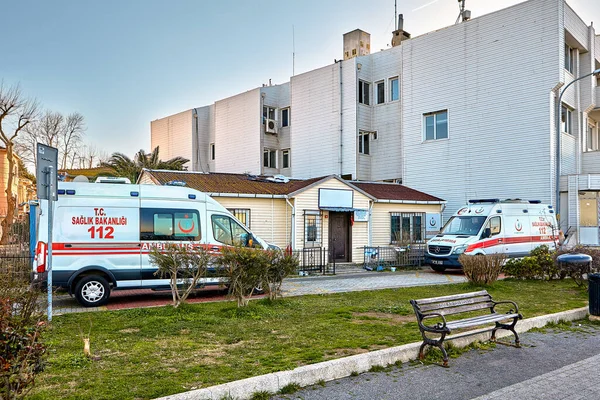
xmin=228 ymin=208 xmax=251 ymax=228
xmin=423 ymin=110 xmax=448 ymax=141
xmin=564 ymin=44 xmax=575 ymax=74
xmin=282 ymin=149 xmax=290 ymax=168
xmin=263 ymin=148 xmax=277 ymax=168
xmin=358 ymin=80 xmax=370 ymax=105
xmin=358 ymin=132 xmax=370 ymax=155
xmin=561 ymin=105 xmax=573 ymax=135
xmin=281 ymin=108 xmax=290 ymax=127
xmin=210 ymin=143 xmax=215 ymax=160
xmin=376 ymin=81 xmax=385 ymax=104
xmin=304 ymin=211 xmax=322 ymax=244
xmin=390 ymin=77 xmax=399 ymax=101
xmin=587 ymin=122 xmax=599 ymax=151
xmin=263 ymin=106 xmax=276 ymax=122
xmin=390 ymin=212 xmax=425 ymax=244
xmin=140 ymin=208 xmax=201 ymax=241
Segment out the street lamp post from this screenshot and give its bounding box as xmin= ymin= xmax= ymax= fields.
xmin=554 ymin=67 xmax=600 ymax=229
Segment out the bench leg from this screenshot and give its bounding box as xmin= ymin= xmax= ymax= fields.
xmin=419 ymin=333 xmax=449 ymax=367
xmin=492 ymin=317 xmax=521 ymax=348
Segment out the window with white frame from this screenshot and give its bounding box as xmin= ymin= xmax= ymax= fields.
xmin=210 ymin=143 xmax=215 ymax=160
xmin=282 ymin=149 xmax=290 ymax=168
xmin=358 ymin=131 xmax=370 ymax=155
xmin=423 ymin=110 xmax=448 ymax=141
xmin=376 ymin=81 xmax=385 ymax=104
xmin=588 ymin=121 xmax=599 ymax=151
xmin=263 ymin=148 xmax=277 ymax=168
xmin=390 ymin=77 xmax=399 ymax=101
xmin=227 ymin=208 xmax=251 ymax=228
xmin=281 ymin=108 xmax=290 ymax=127
xmin=358 ymin=80 xmax=370 ymax=105
xmin=561 ymin=105 xmax=573 ymax=135
xmin=390 ymin=212 xmax=425 ymax=244
xmin=304 ymin=211 xmax=322 ymax=244
xmin=263 ymin=106 xmax=276 ymax=123
xmin=564 ymin=44 xmax=575 ymax=74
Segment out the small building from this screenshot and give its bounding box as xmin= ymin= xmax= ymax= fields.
xmin=138 ymin=169 xmax=444 ymax=263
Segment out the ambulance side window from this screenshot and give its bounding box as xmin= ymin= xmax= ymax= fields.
xmin=487 ymin=216 xmax=501 ymax=236
xmin=140 ymin=208 xmax=201 ymax=241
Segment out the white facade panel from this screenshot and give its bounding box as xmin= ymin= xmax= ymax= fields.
xmin=565 ymin=3 xmax=589 ymax=49
xmin=402 ymin=0 xmax=560 ymax=220
xmin=214 ymin=89 xmax=261 ymax=174
xmin=150 ymin=110 xmax=194 ymax=169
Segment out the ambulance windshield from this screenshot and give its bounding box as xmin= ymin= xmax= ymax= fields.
xmin=441 ymin=216 xmax=486 ymax=236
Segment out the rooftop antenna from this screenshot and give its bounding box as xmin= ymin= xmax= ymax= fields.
xmin=292 ymin=25 xmax=296 ymax=76
xmin=455 ymin=0 xmax=471 ymax=24
xmin=395 ymin=0 xmax=397 ymax=30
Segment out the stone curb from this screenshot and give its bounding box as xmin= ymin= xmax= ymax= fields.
xmin=155 ymin=307 xmax=589 ymax=400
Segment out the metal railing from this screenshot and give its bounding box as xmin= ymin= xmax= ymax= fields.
xmin=363 ymin=245 xmax=425 ymax=270
xmin=292 ymin=247 xmax=335 ymax=275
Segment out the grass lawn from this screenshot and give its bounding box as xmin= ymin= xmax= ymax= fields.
xmin=29 ymin=279 xmax=588 ymax=400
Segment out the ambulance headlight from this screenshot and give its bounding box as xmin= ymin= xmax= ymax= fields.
xmin=453 ymin=245 xmax=467 ymax=255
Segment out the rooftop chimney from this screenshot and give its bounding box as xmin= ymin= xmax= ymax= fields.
xmin=343 ymin=29 xmax=371 ymax=60
xmin=391 ymin=14 xmax=411 ymax=47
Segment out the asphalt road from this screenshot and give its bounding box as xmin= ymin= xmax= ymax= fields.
xmin=272 ymin=322 xmax=600 ymax=400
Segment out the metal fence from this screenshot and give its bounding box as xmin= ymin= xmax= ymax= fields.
xmin=293 ymin=247 xmax=335 ymax=275
xmin=363 ymin=245 xmax=425 ymax=270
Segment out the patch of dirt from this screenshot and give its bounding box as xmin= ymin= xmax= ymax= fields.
xmin=119 ymin=328 xmax=140 ymax=334
xmin=352 ymin=312 xmax=415 ymax=324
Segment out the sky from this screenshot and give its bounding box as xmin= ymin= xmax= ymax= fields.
xmin=2 ymin=0 xmax=600 ymax=162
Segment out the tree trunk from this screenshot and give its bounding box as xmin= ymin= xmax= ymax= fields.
xmin=1 ymin=143 xmax=17 ymax=245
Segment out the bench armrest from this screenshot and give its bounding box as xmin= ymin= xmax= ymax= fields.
xmin=419 ymin=312 xmax=450 ymax=333
xmin=492 ymin=300 xmax=519 ymax=314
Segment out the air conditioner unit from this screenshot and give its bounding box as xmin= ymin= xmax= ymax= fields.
xmin=265 ymin=118 xmax=278 ymax=134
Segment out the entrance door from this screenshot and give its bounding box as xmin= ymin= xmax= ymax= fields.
xmin=329 ymin=212 xmax=350 ymax=262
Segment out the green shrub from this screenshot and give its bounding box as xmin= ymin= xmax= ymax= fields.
xmin=503 ymin=245 xmax=558 ymax=280
xmin=0 ymin=272 xmax=46 ymax=399
xmin=149 ymin=243 xmax=212 ymax=307
xmin=218 ymin=246 xmax=267 ymax=307
xmin=458 ymin=253 xmax=506 ymax=285
xmin=261 ymin=251 xmax=299 ymax=301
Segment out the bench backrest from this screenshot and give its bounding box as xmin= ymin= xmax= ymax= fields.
xmin=410 ymin=290 xmax=493 ymax=318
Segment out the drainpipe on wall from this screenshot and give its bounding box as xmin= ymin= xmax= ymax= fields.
xmin=285 ymin=197 xmax=295 ymax=250
xmin=368 ymin=200 xmax=373 ymax=246
xmin=338 ymin=60 xmax=344 ymax=176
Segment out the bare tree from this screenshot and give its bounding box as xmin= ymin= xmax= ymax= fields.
xmin=78 ymin=144 xmax=103 ymax=169
xmin=15 ymin=110 xmax=85 ymax=172
xmin=0 ymin=83 xmax=38 ymax=244
xmin=59 ymin=112 xmax=85 ymax=169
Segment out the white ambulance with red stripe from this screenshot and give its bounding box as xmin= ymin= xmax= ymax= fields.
xmin=425 ymin=199 xmax=559 ymax=272
xmin=33 ymin=182 xmax=271 ymax=307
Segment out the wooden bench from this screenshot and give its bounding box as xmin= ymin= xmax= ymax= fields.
xmin=410 ymin=290 xmax=522 ymax=367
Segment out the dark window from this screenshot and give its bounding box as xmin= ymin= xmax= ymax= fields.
xmin=140 ymin=208 xmax=201 ymax=241
xmin=359 ymin=80 xmax=370 ymax=105
xmin=376 ymin=81 xmax=385 ymax=104
xmin=564 ymin=44 xmax=575 ymax=73
xmin=561 ymin=105 xmax=573 ymax=135
xmin=263 ymin=149 xmax=276 ymax=168
xmin=391 ymin=212 xmax=425 ymax=244
xmin=281 ymin=108 xmax=290 ymax=127
xmin=210 ymin=143 xmax=215 ymax=160
xmin=358 ymin=132 xmax=370 ymax=155
xmin=263 ymin=106 xmax=276 ymax=123
xmin=282 ymin=149 xmax=290 ymax=168
xmin=304 ymin=211 xmax=322 ymax=243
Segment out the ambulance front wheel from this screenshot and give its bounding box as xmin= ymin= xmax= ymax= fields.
xmin=430 ymin=265 xmax=446 ymax=273
xmin=74 ymin=275 xmax=111 ymax=307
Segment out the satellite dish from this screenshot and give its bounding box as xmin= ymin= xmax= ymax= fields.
xmin=73 ymin=175 xmax=90 ymax=183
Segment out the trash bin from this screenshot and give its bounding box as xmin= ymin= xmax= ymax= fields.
xmin=589 ymin=273 xmax=600 ymax=317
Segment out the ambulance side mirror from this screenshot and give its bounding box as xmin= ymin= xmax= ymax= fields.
xmin=481 ymin=227 xmax=491 ymax=239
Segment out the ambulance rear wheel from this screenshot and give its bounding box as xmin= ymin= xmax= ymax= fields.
xmin=74 ymin=275 xmax=110 ymax=307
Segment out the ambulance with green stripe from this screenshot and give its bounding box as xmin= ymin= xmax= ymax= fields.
xmin=425 ymin=199 xmax=559 ymax=272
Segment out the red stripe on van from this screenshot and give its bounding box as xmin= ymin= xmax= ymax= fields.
xmin=465 ymin=235 xmax=558 ymax=253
